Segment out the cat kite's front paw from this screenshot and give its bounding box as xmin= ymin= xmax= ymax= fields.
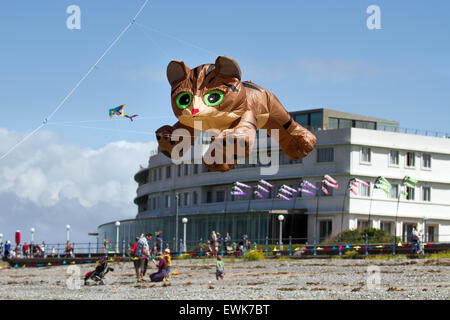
xmin=155 ymin=125 xmax=178 ymax=158
xmin=203 ymin=127 xmax=256 ymax=172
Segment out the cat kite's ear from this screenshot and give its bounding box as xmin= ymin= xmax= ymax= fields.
xmin=215 ymin=56 xmax=241 ymax=80
xmin=167 ymin=60 xmax=190 ymax=86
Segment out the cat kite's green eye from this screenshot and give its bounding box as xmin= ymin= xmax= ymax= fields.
xmin=204 ymin=90 xmax=224 ymax=107
xmin=176 ymin=92 xmax=192 ymax=109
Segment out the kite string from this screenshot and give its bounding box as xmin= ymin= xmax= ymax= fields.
xmin=0 ymin=0 xmax=150 ymax=162
xmin=134 ymin=22 xmax=218 ymax=57
xmin=46 ymin=116 xmax=173 ymax=125
xmin=0 ymin=124 xmax=45 ymax=161
xmin=47 ymin=122 xmax=253 ymax=139
xmin=46 ymin=0 xmax=150 ymax=123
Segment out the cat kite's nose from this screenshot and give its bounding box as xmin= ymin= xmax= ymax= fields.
xmin=192 ymin=108 xmax=199 ymax=115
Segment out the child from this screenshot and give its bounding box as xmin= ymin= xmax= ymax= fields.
xmin=216 ymin=255 xmax=224 ymax=280
xmin=164 ymin=248 xmax=172 ymax=280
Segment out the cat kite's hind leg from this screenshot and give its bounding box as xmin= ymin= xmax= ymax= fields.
xmin=264 ymin=92 xmax=317 ymax=160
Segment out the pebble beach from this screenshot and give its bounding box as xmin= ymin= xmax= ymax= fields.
xmin=0 ymin=257 xmax=449 ymax=300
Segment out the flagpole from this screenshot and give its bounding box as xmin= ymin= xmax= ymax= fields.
xmin=314 ymin=181 xmax=323 ymax=256
xmin=339 ymin=180 xmax=350 ymax=256
xmin=394 ymin=177 xmax=406 ymax=255
xmin=394 ymin=184 xmax=402 ymax=256
xmin=367 ymin=181 xmax=376 ymax=228
xmin=340 ymin=180 xmax=350 ymax=234
xmin=366 ymin=179 xmax=377 ymax=254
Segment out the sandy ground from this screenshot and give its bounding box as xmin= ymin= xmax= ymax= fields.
xmin=0 ymin=257 xmax=449 ymax=300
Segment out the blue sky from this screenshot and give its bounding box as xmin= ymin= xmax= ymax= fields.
xmin=0 ymin=0 xmax=449 ymax=243
xmin=1 ymin=0 xmax=449 ymax=146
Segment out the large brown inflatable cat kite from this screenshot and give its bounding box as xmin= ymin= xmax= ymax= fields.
xmin=156 ymin=56 xmax=317 ymax=172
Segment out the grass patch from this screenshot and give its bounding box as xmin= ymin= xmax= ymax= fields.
xmin=326 ymin=228 xmax=400 ymax=244
xmin=244 ymin=250 xmax=265 ymax=262
xmin=365 ymin=254 xmax=408 ymax=260
xmin=343 ymin=250 xmax=358 ymax=259
xmin=418 ymin=251 xmax=450 ymax=259
xmin=176 ymin=254 xmax=193 ymax=260
xmin=223 ymin=257 xmax=236 ymax=264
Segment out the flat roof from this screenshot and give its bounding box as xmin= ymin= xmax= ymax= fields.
xmin=290 ymin=108 xmax=399 ymax=125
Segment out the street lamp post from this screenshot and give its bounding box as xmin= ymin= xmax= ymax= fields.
xmin=182 ymin=218 xmax=188 ymax=253
xmin=0 ymin=233 xmax=3 ymax=258
xmin=423 ymin=216 xmax=427 ymax=253
xmin=278 ymin=215 xmax=284 ymax=252
xmin=115 ymin=221 xmax=120 ymax=254
xmin=66 ymin=225 xmax=71 ymax=242
xmin=175 ymin=192 xmax=179 ymax=252
xmin=30 ymin=228 xmax=35 ymax=258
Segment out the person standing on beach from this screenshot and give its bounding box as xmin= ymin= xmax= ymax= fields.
xmin=216 ymin=255 xmax=224 ymax=280
xmin=23 ymin=242 xmax=29 ymax=258
xmin=156 ymin=230 xmax=163 ymax=253
xmin=134 ymin=233 xmax=152 ymax=282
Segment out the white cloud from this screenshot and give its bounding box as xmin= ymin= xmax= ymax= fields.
xmin=0 ymin=128 xmax=157 ymax=243
xmin=0 ymin=129 xmax=156 ymax=208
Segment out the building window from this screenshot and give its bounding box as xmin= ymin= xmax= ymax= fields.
xmin=148 ymin=170 xmax=152 ymax=182
xmin=193 ymin=164 xmax=199 ymax=174
xmin=328 ymin=117 xmax=338 ymax=129
xmin=380 ymin=222 xmax=393 ymax=235
xmin=389 ymin=150 xmax=399 ymax=166
xmin=361 ymin=147 xmax=371 ymax=163
xmin=164 ymin=195 xmax=170 ymax=208
xmin=422 ymin=187 xmax=431 ymax=202
xmin=177 ymin=165 xmax=182 ymax=177
xmin=317 ymin=148 xmax=334 ymax=163
xmin=389 ymin=184 xmax=398 ymax=199
xmin=357 ymin=220 xmax=369 ymax=229
xmin=359 ymin=183 xmax=370 ymax=197
xmin=319 ymin=221 xmax=332 ymax=241
xmin=406 ymin=187 xmax=415 ymax=200
xmin=184 ymin=164 xmax=190 ymax=176
xmin=193 ymin=191 xmax=198 ymax=205
xmin=339 ymin=119 xmax=352 ymax=128
xmin=216 ymin=191 xmax=225 ymax=203
xmin=402 ymin=223 xmax=415 ymax=243
xmin=294 ymin=111 xmax=323 ymax=130
xmin=158 ymin=168 xmax=162 ymax=180
xmin=166 ymin=166 xmax=171 ymax=179
xmin=294 ymin=114 xmax=308 ymax=127
xmin=317 ymin=182 xmax=333 ymax=196
xmin=153 ymin=170 xmax=157 ymax=181
xmin=310 ymin=112 xmax=323 ymax=130
xmin=355 ymin=120 xmax=375 ymax=130
xmin=406 ymin=152 xmax=415 ymax=167
xmin=206 ymin=191 xmax=212 ymax=203
xmin=183 ymin=192 xmax=190 ymax=206
xmin=427 ymin=226 xmax=436 ymax=242
xmin=422 ymin=154 xmax=431 ymax=168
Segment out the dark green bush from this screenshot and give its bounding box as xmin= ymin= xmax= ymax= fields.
xmin=325 ymin=228 xmax=400 ymax=244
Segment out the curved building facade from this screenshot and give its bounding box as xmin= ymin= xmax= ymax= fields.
xmin=98 ymin=108 xmax=450 ymax=251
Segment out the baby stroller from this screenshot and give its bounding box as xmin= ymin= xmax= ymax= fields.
xmin=84 ymin=257 xmax=114 ymax=285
